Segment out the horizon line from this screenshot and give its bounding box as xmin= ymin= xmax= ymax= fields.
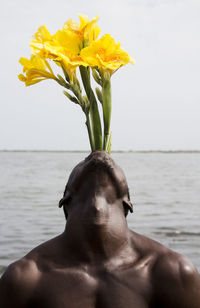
xmin=1 ymin=149 xmax=200 ymax=154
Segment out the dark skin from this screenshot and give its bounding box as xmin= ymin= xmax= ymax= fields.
xmin=0 ymin=151 xmax=200 ymax=308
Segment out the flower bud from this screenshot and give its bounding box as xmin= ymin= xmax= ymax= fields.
xmin=63 ymin=91 xmax=79 ymax=104
xmin=92 ymin=68 xmax=102 ymax=86
xmin=57 ymin=74 xmax=70 ymax=88
xmin=95 ymin=87 xmax=103 ymax=104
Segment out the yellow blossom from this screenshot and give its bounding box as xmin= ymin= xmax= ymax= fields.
xmin=30 ymin=24 xmax=88 ymax=81
xmin=18 ymin=55 xmax=56 ymax=86
xmin=80 ymin=34 xmax=134 ymax=75
xmin=63 ymin=14 xmax=101 ymax=47
xmin=30 ymin=15 xmax=101 ymax=80
xmin=49 ymin=29 xmax=87 ymax=81
xmin=29 ymin=15 xmax=101 ymax=81
xmin=34 ymin=25 xmax=52 ymax=42
xmin=30 ymin=25 xmax=54 ymax=59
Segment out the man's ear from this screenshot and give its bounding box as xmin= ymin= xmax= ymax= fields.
xmin=59 ymin=197 xmax=64 ymax=208
xmin=59 ymin=191 xmax=71 ymax=208
xmin=123 ymin=199 xmax=133 ymax=213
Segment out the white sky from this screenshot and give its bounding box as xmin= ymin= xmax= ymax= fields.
xmin=0 ymin=0 xmax=200 ymax=151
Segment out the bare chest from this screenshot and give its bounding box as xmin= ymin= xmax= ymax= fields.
xmin=29 ymin=266 xmax=153 ymax=308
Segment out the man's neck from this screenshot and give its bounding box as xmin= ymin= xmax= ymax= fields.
xmin=62 ymin=218 xmax=133 ymax=266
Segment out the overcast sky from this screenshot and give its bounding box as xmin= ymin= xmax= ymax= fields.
xmin=0 ymin=0 xmax=200 ymax=151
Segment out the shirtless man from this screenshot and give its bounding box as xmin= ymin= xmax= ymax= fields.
xmin=0 ymin=151 xmax=200 ymax=308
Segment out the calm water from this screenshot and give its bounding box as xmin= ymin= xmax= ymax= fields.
xmin=0 ymin=151 xmax=200 ymax=275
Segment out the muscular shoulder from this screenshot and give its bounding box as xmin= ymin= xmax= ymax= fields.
xmin=129 ymin=230 xmax=200 ymax=307
xmin=0 ymin=257 xmax=40 ymax=308
xmin=154 ymin=248 xmax=198 ymax=285
xmin=0 ymin=234 xmax=64 ymax=307
xmin=154 ymin=250 xmax=200 ymax=307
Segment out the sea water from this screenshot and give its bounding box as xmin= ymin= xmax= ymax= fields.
xmin=0 ymin=151 xmax=200 ymax=275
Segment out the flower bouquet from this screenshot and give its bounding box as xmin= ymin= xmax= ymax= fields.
xmin=18 ymin=14 xmax=134 ymax=153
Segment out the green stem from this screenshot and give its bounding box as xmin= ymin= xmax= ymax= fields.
xmin=79 ymin=66 xmax=102 ymax=150
xmin=85 ymin=112 xmax=95 ymax=151
xmin=102 ymin=73 xmax=112 ymax=151
xmin=106 ymin=132 xmax=112 ymax=154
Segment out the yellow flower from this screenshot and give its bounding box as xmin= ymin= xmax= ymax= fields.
xmin=34 ymin=24 xmax=52 ymax=42
xmin=63 ymin=14 xmax=101 ymax=47
xmin=30 ymin=24 xmax=88 ymax=81
xmin=50 ymin=29 xmax=87 ymax=80
xmin=30 ymin=25 xmax=54 ymax=59
xmin=29 ymin=15 xmax=101 ymax=82
xmin=18 ymin=55 xmax=56 ymax=86
xmin=80 ymin=34 xmax=134 ymax=75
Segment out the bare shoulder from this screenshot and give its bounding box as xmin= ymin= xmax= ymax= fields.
xmin=154 ymin=244 xmax=199 ymax=280
xmin=153 ymin=247 xmax=200 ymax=307
xmin=0 ymin=257 xmax=40 ymax=308
xmin=0 ymin=234 xmax=63 ymax=308
xmin=129 ymin=230 xmax=200 ymax=307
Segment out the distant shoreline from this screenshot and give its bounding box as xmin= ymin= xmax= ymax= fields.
xmin=1 ymin=150 xmax=200 ymax=154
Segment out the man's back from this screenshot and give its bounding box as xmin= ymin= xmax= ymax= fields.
xmin=1 ymin=230 xmax=200 ymax=308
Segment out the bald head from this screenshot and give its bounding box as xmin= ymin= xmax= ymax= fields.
xmin=59 ymin=151 xmax=133 ymax=217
